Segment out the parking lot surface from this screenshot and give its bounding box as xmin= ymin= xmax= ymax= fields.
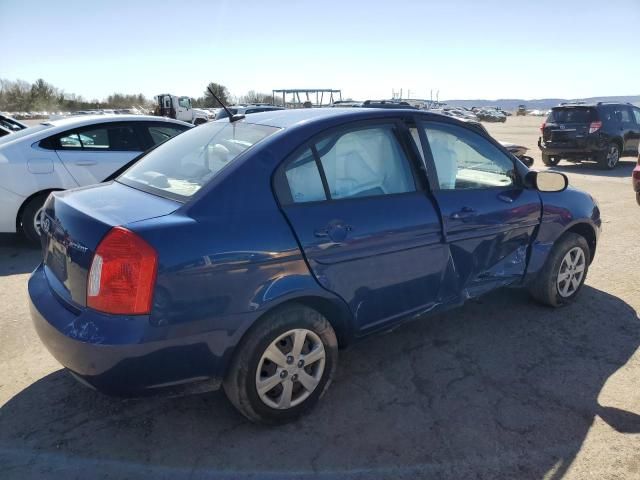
xmin=1 ymin=116 xmax=638 ymax=479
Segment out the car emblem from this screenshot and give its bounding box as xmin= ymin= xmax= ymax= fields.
xmin=559 ymin=125 xmax=566 ymax=129
xmin=42 ymin=216 xmax=51 ymax=234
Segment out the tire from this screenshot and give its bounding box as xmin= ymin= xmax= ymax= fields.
xmin=20 ymin=193 xmax=49 ymax=245
xmin=223 ymin=304 xmax=338 ymax=424
xmin=528 ymin=232 xmax=590 ymax=307
xmin=541 ymin=154 xmax=560 ymax=166
xmin=636 ymin=192 xmax=640 ymax=207
xmin=597 ymin=142 xmax=620 ymax=170
xmin=193 ymin=118 xmax=207 ymax=126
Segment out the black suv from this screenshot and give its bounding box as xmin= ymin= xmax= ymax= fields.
xmin=538 ymin=102 xmax=640 ymax=169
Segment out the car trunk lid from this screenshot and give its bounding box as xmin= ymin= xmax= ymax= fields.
xmin=41 ymin=181 xmax=180 ymax=308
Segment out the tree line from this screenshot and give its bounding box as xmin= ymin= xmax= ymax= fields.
xmin=0 ymin=78 xmax=277 ymax=113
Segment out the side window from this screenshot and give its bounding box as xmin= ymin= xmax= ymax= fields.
xmin=76 ymin=127 xmax=109 ymax=149
xmin=55 ymin=125 xmax=142 ymax=151
xmin=147 ymin=125 xmax=187 ymax=146
xmin=619 ymin=107 xmax=632 ymax=123
xmin=315 ymin=126 xmax=415 ymax=200
xmin=283 ymin=148 xmax=327 ymax=203
xmin=423 ymin=122 xmax=514 ymax=190
xmin=178 ymin=97 xmax=190 ymax=109
xmin=633 ymin=108 xmax=640 ymax=125
xmin=58 ymin=132 xmax=83 ymax=148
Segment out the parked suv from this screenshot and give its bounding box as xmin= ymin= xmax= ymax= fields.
xmin=539 ymin=102 xmax=640 ymax=169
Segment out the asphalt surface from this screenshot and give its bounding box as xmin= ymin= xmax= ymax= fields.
xmin=0 ymin=116 xmax=638 ymax=479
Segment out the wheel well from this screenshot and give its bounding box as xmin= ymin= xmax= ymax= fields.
xmin=253 ymin=296 xmax=353 ymax=349
xmin=566 ymin=223 xmax=597 ymax=263
xmin=611 ymin=137 xmax=623 ymax=152
xmin=15 ymin=189 xmax=60 ymax=231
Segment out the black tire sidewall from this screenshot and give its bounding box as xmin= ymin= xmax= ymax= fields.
xmin=542 ymin=234 xmax=590 ymax=307
xmin=224 ymin=304 xmax=338 ymax=423
xmin=20 ymin=194 xmax=47 ymax=245
xmin=598 ymin=143 xmax=619 ymax=170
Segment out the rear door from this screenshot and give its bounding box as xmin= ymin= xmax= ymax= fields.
xmin=619 ymin=106 xmax=640 ymax=153
xmin=416 ymin=119 xmax=541 ymax=297
xmin=275 ymin=120 xmax=448 ymax=333
xmin=54 ymin=122 xmax=145 ymax=184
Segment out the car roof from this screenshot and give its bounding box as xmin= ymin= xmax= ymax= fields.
xmin=234 ymin=107 xmax=424 ymax=128
xmin=43 ymin=114 xmax=192 ymax=128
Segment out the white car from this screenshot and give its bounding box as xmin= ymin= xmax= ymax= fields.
xmin=0 ymin=115 xmax=192 ymax=242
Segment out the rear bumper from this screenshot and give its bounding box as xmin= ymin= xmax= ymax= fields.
xmin=538 ymin=137 xmax=607 ymax=157
xmin=29 ymin=264 xmax=223 ymax=396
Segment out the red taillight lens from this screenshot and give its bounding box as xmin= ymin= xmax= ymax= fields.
xmin=589 ymin=121 xmax=602 ymax=134
xmin=540 ymin=122 xmax=546 ymax=133
xmin=87 ymin=227 xmax=157 ymax=315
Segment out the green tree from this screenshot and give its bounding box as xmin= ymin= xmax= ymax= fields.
xmin=204 ymin=82 xmax=230 ymax=107
xmin=240 ymin=90 xmax=274 ymax=104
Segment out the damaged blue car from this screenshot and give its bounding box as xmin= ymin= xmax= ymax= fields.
xmin=29 ymin=108 xmax=601 ymax=423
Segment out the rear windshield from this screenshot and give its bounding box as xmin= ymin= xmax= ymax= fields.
xmin=547 ymin=107 xmax=597 ymax=124
xmin=118 ymin=121 xmax=279 ymax=200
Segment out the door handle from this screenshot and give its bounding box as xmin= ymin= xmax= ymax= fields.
xmin=450 ymin=207 xmax=476 ymax=220
xmin=497 ymin=193 xmax=514 ymax=203
xmin=315 ymin=222 xmax=353 ymax=239
xmin=75 ymin=161 xmax=97 ymax=166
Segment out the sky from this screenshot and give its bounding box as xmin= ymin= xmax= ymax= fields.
xmin=1 ymin=0 xmax=638 ymax=102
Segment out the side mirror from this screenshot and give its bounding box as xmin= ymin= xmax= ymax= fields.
xmin=526 ymin=171 xmax=568 ymax=192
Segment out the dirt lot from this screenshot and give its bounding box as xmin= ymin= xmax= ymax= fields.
xmin=1 ymin=116 xmax=638 ymax=479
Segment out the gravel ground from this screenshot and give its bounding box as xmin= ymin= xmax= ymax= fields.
xmin=0 ymin=116 xmax=638 ymax=479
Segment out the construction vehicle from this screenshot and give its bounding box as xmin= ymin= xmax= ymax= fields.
xmin=154 ymin=94 xmax=209 ymax=125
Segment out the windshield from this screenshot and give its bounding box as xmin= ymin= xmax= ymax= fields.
xmin=548 ymin=107 xmax=597 ymax=124
xmin=0 ymin=123 xmax=53 ymax=145
xmin=119 ymin=121 xmax=279 ymax=200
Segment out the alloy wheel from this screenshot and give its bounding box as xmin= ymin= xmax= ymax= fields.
xmin=33 ymin=207 xmax=44 ymax=236
xmin=556 ymin=246 xmax=586 ymax=298
xmin=255 ymin=329 xmax=326 ymax=409
xmin=607 ymin=145 xmax=619 ymax=169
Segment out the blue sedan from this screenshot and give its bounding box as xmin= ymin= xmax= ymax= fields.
xmin=29 ymin=108 xmax=601 ymax=423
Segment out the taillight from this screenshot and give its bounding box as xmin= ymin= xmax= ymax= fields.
xmin=87 ymin=227 xmax=157 ymax=315
xmin=589 ymin=121 xmax=602 ymax=134
xmin=540 ymin=122 xmax=546 ymax=133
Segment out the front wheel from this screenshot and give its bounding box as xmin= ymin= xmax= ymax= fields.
xmin=541 ymin=153 xmax=560 ymax=166
xmin=528 ymin=232 xmax=590 ymax=307
xmin=223 ymin=304 xmax=338 ymax=424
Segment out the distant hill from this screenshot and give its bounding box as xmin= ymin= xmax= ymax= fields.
xmin=441 ymin=96 xmax=640 ymax=111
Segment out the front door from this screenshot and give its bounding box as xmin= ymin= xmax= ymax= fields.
xmin=417 ymin=120 xmax=541 ymax=298
xmin=276 ymin=121 xmax=448 ymax=333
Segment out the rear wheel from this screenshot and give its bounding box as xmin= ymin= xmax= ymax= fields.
xmin=636 ymin=192 xmax=640 ymax=207
xmin=541 ymin=154 xmax=560 ymax=166
xmin=20 ymin=193 xmax=49 ymax=245
xmin=529 ymin=232 xmax=590 ymax=307
xmin=597 ymin=142 xmax=620 ymax=170
xmin=223 ymin=304 xmax=338 ymax=424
